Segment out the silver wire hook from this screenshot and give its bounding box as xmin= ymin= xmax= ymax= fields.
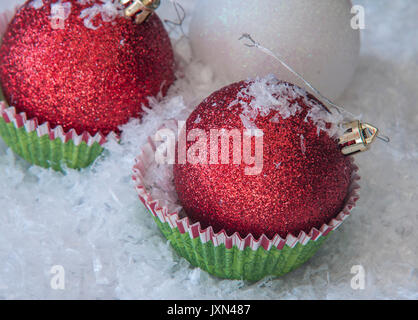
xmin=239 ymin=33 xmax=338 ymax=114
xmin=164 ymin=0 xmax=187 ymax=38
xmin=377 ymin=134 xmax=390 ymax=143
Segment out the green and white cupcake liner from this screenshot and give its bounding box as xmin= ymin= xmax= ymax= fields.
xmin=0 ymin=102 xmax=117 ymax=171
xmin=132 ymin=122 xmax=360 ymax=282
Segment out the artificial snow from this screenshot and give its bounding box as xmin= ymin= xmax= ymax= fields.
xmin=79 ymin=0 xmax=123 ymax=30
xmin=0 ymin=0 xmax=417 ymax=299
xmin=29 ymin=0 xmax=43 ymax=10
xmin=50 ymin=1 xmax=72 ymax=23
xmin=231 ymin=75 xmax=343 ymax=137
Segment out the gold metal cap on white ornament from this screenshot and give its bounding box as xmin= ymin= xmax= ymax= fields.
xmin=120 ymin=0 xmax=161 ymax=24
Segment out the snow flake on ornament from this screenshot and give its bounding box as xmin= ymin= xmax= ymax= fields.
xmin=300 ymin=134 xmax=306 ymax=155
xmin=194 ymin=114 xmax=201 ymax=124
xmin=29 ymin=0 xmax=44 ymax=10
xmin=78 ymin=0 xmax=124 ymax=30
xmin=231 ymin=75 xmax=343 ymax=138
xmin=49 ymin=1 xmax=72 ymax=29
xmin=304 ymin=102 xmax=344 ymax=138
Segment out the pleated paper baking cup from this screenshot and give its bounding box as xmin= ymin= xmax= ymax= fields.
xmin=132 ymin=122 xmax=361 ymax=281
xmin=0 ymin=102 xmax=117 ymax=171
xmin=0 ymin=10 xmax=115 ymax=171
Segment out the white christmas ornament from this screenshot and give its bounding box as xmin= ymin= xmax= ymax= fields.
xmin=189 ymin=0 xmax=360 ymax=100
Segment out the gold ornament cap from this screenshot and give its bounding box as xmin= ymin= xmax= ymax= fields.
xmin=338 ymin=120 xmax=379 ymax=155
xmin=120 ymin=0 xmax=161 ymax=24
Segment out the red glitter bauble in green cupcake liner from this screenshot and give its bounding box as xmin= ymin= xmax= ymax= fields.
xmin=132 ymin=118 xmax=360 ymax=281
xmin=173 ymin=77 xmax=353 ymax=240
xmin=0 ymin=1 xmax=175 ymax=170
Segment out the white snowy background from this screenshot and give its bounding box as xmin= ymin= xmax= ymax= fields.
xmin=0 ymin=0 xmax=417 ymax=299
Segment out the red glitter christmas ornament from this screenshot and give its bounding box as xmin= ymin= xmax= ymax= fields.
xmin=173 ymin=76 xmax=354 ymax=239
xmin=0 ymin=0 xmax=175 ymax=136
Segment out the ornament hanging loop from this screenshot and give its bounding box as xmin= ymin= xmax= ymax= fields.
xmin=120 ymin=0 xmax=161 ymax=24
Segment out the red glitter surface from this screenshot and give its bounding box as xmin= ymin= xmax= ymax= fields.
xmin=173 ymin=80 xmax=353 ymax=239
xmin=0 ymin=0 xmax=175 ymax=136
